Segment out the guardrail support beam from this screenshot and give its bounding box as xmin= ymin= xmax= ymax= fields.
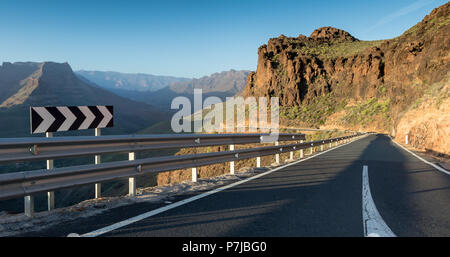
xmin=46 ymin=132 xmax=55 ymax=211
xmin=24 ymin=195 xmax=34 ymax=217
xmin=94 ymin=128 xmax=102 ymax=199
xmin=192 ymin=167 xmax=198 ymax=182
xmin=275 ymin=141 xmax=280 ymax=164
xmin=299 ymin=140 xmax=304 ymax=158
xmin=129 ymin=152 xmax=136 ymax=197
xmin=229 ymin=144 xmax=235 ymax=174
xmin=95 ymin=184 xmax=101 ymax=199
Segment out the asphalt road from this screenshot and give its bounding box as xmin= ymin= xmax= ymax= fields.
xmin=18 ymin=134 xmax=450 ymax=237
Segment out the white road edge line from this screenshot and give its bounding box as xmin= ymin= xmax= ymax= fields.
xmin=81 ymin=135 xmax=367 ymax=237
xmin=362 ymin=165 xmax=396 ymax=237
xmin=389 ymin=136 xmax=450 ymax=176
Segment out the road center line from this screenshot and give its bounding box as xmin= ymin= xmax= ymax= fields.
xmin=362 ymin=165 xmax=396 ymax=237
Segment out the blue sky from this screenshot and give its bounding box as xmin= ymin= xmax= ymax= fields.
xmin=0 ymin=0 xmax=447 ymax=78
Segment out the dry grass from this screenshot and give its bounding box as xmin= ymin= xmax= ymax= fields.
xmin=296 ymin=40 xmax=385 ymax=59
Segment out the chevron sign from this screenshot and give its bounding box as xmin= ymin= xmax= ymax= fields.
xmin=30 ymin=106 xmax=113 ymax=134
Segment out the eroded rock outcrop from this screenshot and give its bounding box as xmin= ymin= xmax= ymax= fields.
xmin=243 ymin=2 xmax=450 ymax=155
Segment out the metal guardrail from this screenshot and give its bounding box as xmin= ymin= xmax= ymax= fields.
xmin=0 ymin=133 xmax=304 ymax=163
xmin=0 ymin=132 xmax=361 ymax=216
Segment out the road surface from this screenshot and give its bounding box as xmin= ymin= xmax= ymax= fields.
xmin=18 ymin=134 xmax=450 ymax=237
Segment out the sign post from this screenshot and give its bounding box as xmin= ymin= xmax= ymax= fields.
xmin=27 ymin=105 xmax=113 ymax=216
xmin=46 ymin=132 xmax=54 ymax=210
xmin=94 ymin=128 xmax=102 ymax=199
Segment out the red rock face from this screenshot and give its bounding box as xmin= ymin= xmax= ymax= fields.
xmin=243 ymin=3 xmax=449 ymax=118
xmin=243 ymin=3 xmax=449 ymax=154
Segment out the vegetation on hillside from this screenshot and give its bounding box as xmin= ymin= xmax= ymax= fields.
xmin=280 ymin=93 xmax=341 ymax=126
xmin=296 ymin=40 xmax=385 ymax=59
xmin=279 ymin=90 xmax=392 ymax=131
xmin=340 ymin=98 xmax=391 ymax=126
xmin=402 ymin=9 xmax=450 ymax=38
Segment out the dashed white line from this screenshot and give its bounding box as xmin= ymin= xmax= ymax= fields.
xmin=362 ymin=165 xmax=396 ymax=237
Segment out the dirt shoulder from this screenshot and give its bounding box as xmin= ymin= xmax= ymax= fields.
xmin=394 ymin=139 xmax=450 ymax=171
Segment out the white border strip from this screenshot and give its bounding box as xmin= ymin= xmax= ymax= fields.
xmin=81 ymin=135 xmax=366 ymax=237
xmin=390 ymin=136 xmax=450 ymax=175
xmin=362 ymin=165 xmax=396 ymax=237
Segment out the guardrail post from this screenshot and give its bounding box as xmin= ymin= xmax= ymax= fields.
xmin=24 ymin=195 xmax=34 ymax=217
xmin=299 ymin=140 xmax=304 ymax=158
xmin=229 ymin=144 xmax=235 ymax=174
xmin=192 ymin=167 xmax=198 ymax=182
xmin=275 ymin=141 xmax=280 ymax=164
xmin=94 ymin=128 xmax=102 ymax=199
xmin=129 ymin=152 xmax=136 ymax=197
xmin=46 ymin=132 xmax=55 ymax=211
xmin=256 ymin=156 xmax=261 ymax=168
xmin=290 ymin=151 xmax=294 ymax=160
xmin=405 ymin=135 xmax=408 ymax=145
xmin=321 ymin=144 xmax=324 ymax=151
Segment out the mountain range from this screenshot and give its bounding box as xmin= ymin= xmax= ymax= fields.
xmin=77 ymin=69 xmax=251 ymax=110
xmin=0 ymin=61 xmax=251 ymax=138
xmin=76 ymin=70 xmax=190 ymax=92
xmin=0 ymin=62 xmax=166 ymax=137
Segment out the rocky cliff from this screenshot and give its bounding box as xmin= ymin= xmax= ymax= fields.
xmin=243 ymin=3 xmax=450 ymax=155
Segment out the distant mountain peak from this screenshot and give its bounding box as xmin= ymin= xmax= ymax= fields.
xmin=40 ymin=61 xmax=74 ymax=78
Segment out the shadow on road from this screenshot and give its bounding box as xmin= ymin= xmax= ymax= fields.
xmin=16 ymin=134 xmax=450 ymax=237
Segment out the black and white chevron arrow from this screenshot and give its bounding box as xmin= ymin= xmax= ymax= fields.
xmin=30 ymin=106 xmax=113 ymax=134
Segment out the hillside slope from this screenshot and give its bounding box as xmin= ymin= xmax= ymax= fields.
xmin=243 ymin=3 xmax=450 ymax=155
xmin=0 ymin=62 xmax=167 ymax=137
